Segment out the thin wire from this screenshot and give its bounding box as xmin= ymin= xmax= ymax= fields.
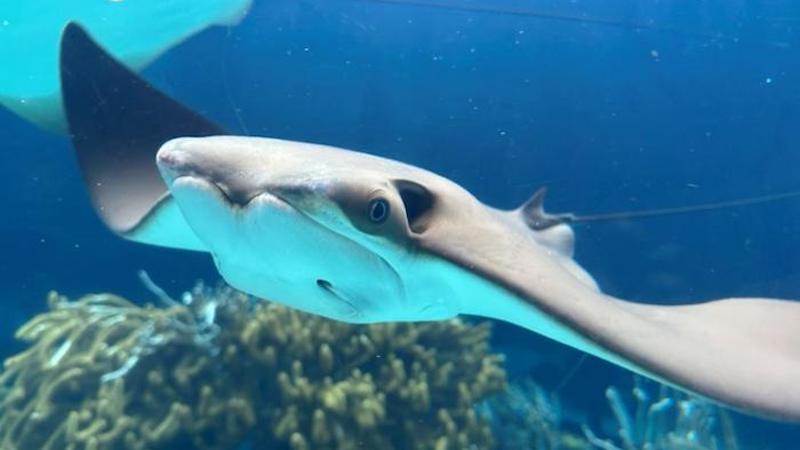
xmin=356 ymin=0 xmax=737 ymax=43
xmin=222 ymin=27 xmax=251 ymax=136
xmin=552 ymin=353 xmax=588 ymax=394
xmin=570 ymin=190 xmax=800 ymax=224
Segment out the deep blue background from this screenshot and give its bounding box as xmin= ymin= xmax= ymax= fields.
xmin=2 ymin=0 xmax=799 ymax=446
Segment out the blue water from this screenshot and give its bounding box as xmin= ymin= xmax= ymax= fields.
xmin=2 ymin=0 xmax=799 ymax=447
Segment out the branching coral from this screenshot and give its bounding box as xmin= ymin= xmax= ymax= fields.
xmin=582 ymin=377 xmax=739 ymax=450
xmin=480 ymin=376 xmax=741 ymax=450
xmin=0 ymin=284 xmax=506 ymax=450
xmin=479 ymin=378 xmax=589 ymax=450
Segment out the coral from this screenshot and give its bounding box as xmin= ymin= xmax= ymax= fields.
xmin=582 ymin=377 xmax=740 ymax=450
xmin=0 ymin=284 xmax=506 ymax=450
xmin=481 ymin=375 xmax=741 ymax=450
xmin=479 ymin=378 xmax=589 ymax=450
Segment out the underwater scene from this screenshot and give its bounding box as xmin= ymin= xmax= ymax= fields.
xmin=1 ymin=0 xmax=800 ymax=449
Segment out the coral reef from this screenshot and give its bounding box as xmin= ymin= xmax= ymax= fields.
xmin=582 ymin=377 xmax=739 ymax=450
xmin=0 ymin=284 xmax=506 ymax=450
xmin=479 ymin=378 xmax=589 ymax=450
xmin=481 ymin=376 xmax=740 ymax=450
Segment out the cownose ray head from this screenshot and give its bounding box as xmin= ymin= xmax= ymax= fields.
xmin=60 ymin=23 xmax=800 ymax=422
xmin=155 ymin=135 xmax=466 ymax=322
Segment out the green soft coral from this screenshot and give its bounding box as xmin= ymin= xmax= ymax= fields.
xmin=0 ymin=284 xmax=506 ymax=450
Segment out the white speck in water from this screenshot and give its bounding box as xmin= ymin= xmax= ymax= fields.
xmin=518 ymin=29 xmax=525 ymax=35
xmin=498 ymin=130 xmax=507 ymax=136
xmin=650 ymin=49 xmax=659 ymax=58
xmin=765 ymin=77 xmax=773 ymax=84
xmin=2 ymin=20 xmax=9 ymax=27
xmin=687 ymin=183 xmax=699 ymax=188
xmin=469 ymin=47 xmax=476 ymax=53
xmin=303 ymin=47 xmax=310 ymax=52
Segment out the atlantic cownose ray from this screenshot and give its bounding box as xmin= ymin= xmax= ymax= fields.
xmin=0 ymin=0 xmax=250 ymax=131
xmin=60 ymin=24 xmax=800 ymax=421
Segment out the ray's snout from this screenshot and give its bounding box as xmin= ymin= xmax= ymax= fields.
xmin=156 ymin=138 xmax=200 ymax=181
xmin=155 ymin=136 xmax=272 ymax=206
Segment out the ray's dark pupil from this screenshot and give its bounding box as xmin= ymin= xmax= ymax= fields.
xmin=368 ymin=198 xmax=390 ymax=223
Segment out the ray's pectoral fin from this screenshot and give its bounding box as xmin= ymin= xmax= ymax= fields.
xmin=485 ymin=241 xmax=800 ymax=421
xmin=59 ymin=23 xmax=227 ymax=251
xmin=604 ymin=295 xmax=800 ymax=421
xmin=437 ymin=204 xmax=800 ymax=421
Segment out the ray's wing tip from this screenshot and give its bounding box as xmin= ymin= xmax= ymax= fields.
xmin=59 ymin=22 xmax=93 ymax=73
xmin=62 ymin=21 xmax=85 ymax=38
xmin=57 ymin=19 xmax=225 ymax=248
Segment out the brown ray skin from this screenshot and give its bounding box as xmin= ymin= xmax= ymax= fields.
xmin=409 ymin=179 xmax=800 ymax=421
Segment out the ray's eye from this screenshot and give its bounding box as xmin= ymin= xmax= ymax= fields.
xmin=367 ymin=197 xmax=390 ymax=224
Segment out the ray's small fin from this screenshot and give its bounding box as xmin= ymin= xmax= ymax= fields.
xmin=515 ymin=187 xmax=580 ymax=260
xmin=59 ymin=22 xmax=226 ymax=239
xmin=518 ymin=187 xmax=575 ymax=230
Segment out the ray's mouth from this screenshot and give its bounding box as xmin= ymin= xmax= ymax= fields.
xmin=156 ymin=143 xmax=263 ymax=207
xmin=169 ymin=175 xmax=294 ymax=213
xmin=167 ymin=175 xmax=366 ymax=321
xmin=171 ymin=175 xmax=241 ymax=206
